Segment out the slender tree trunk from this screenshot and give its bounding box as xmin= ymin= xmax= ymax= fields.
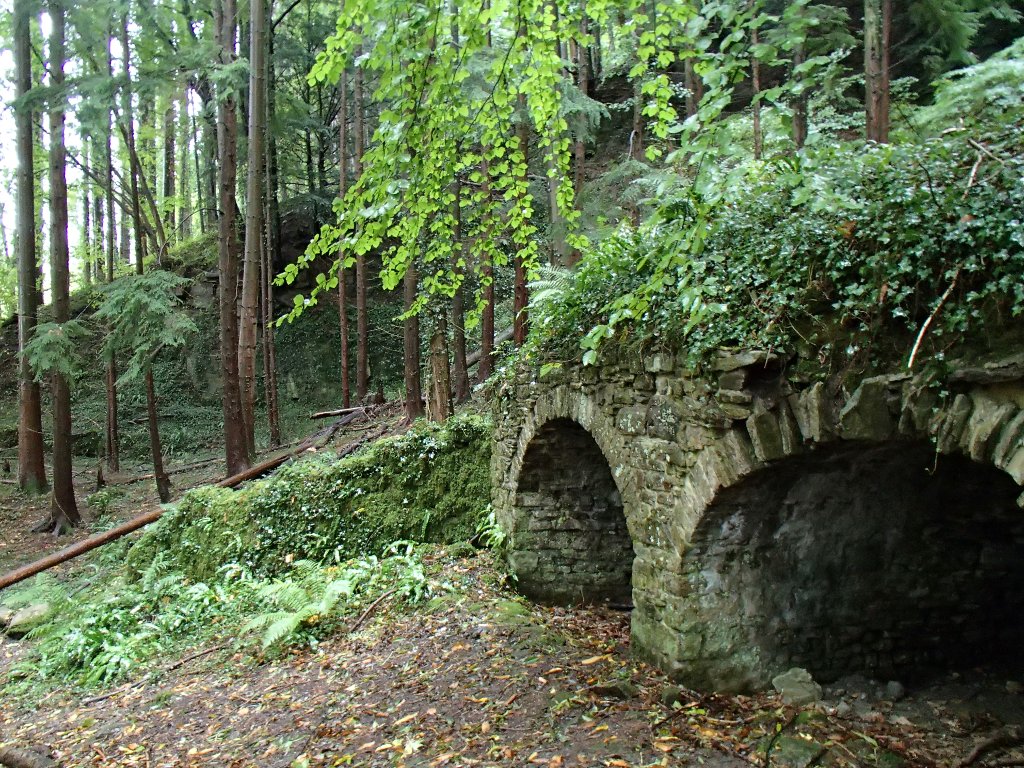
xmin=45 ymin=0 xmax=81 ymax=533
xmin=261 ymin=4 xmax=281 ymax=447
xmin=104 ymin=29 xmax=120 ymax=473
xmin=451 ymin=182 xmax=470 ymax=402
xmin=402 ymin=264 xmax=423 ymax=421
xmin=217 ymin=0 xmax=248 ymax=474
xmin=513 ymin=92 xmax=529 ymax=347
xmin=93 ymin=160 xmax=104 ymax=282
xmin=14 ymin=0 xmax=46 ymax=494
xmin=105 ymin=29 xmax=116 ymax=280
xmin=178 ymin=86 xmax=193 ymax=239
xmin=427 ymin=318 xmax=452 ymax=423
xmin=82 ymin=143 xmax=92 ymax=285
xmin=122 ymin=15 xmax=146 ymax=275
xmin=751 ymin=4 xmax=762 ymax=160
xmin=144 ymin=369 xmax=171 ymax=503
xmin=354 ymin=53 xmax=369 ymax=401
xmin=478 ymin=159 xmax=495 ymax=383
xmin=106 ymin=357 xmax=120 ymax=473
xmin=864 ymin=0 xmax=891 ymax=143
xmin=337 ymin=70 xmax=351 ymax=408
xmin=163 ymin=101 xmax=176 ymax=238
xmin=792 ymin=37 xmax=807 ymax=149
xmin=239 ymin=0 xmax=267 ymax=460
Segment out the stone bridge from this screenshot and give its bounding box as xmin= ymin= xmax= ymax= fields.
xmin=491 ymin=349 xmax=1024 ymax=691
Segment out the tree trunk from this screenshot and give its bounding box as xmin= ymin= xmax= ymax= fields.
xmin=82 ymin=143 xmax=92 ymax=285
xmin=163 ymin=102 xmax=176 ymax=237
xmin=178 ymin=86 xmax=193 ymax=239
xmin=478 ymin=159 xmax=495 ymax=383
xmin=337 ymin=70 xmax=351 ymax=408
xmin=262 ymin=11 xmax=282 ymax=447
xmin=239 ymin=0 xmax=267 ymax=460
xmin=122 ymin=15 xmax=146 ymax=275
xmin=792 ymin=37 xmax=807 ymax=149
xmin=44 ymin=0 xmax=81 ymax=534
xmin=864 ymin=0 xmax=891 ymax=143
xmin=751 ymin=5 xmax=762 ymax=161
xmin=513 ymin=92 xmax=529 ymax=347
xmin=427 ymin=320 xmax=452 ymax=423
xmin=354 ymin=51 xmax=369 ymax=401
xmin=144 ymin=368 xmax=171 ymax=503
xmin=451 ymin=182 xmax=470 ymax=403
xmin=105 ymin=27 xmax=116 ymax=281
xmin=106 ymin=357 xmax=120 ymax=473
xmin=402 ymin=265 xmax=423 ymax=421
xmin=14 ymin=0 xmax=46 ymax=494
xmin=217 ymin=0 xmax=248 ymax=475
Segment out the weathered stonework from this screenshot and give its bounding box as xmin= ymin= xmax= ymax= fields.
xmin=492 ymin=349 xmax=1024 ymax=692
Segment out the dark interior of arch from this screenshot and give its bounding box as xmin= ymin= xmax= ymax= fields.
xmin=512 ymin=418 xmax=634 ymax=605
xmin=689 ymin=442 xmax=1024 ymax=684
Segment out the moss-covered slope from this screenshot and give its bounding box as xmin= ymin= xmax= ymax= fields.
xmin=127 ymin=413 xmax=492 ymax=580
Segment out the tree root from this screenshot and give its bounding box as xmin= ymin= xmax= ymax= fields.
xmin=0 ymin=745 xmax=58 ymax=768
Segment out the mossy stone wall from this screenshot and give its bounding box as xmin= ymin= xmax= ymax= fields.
xmin=492 ymin=348 xmax=1024 ymax=691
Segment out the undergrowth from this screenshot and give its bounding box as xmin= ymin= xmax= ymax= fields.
xmin=2 ymin=544 xmax=438 ymax=690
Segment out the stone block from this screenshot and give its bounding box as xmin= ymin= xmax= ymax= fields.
xmin=937 ymin=394 xmax=973 ymax=453
xmin=778 ymin=400 xmax=803 ymax=456
xmin=718 ymin=369 xmax=747 ymax=391
xmin=718 ymin=389 xmax=753 ymax=405
xmin=747 ymin=410 xmax=786 ymax=462
xmin=993 ymin=409 xmax=1024 ymax=467
xmin=838 ymin=376 xmax=895 ymax=441
xmin=1000 ymin=445 xmax=1024 ymax=485
xmin=720 ymin=402 xmax=754 ymax=420
xmin=644 ymin=353 xmax=674 ymax=373
xmin=712 ymin=349 xmax=778 ymax=372
xmin=646 ymin=397 xmax=684 ymax=441
xmin=616 ymin=405 xmax=647 ymax=436
xmin=789 ymin=382 xmax=831 ymax=443
xmin=965 ymin=398 xmax=1017 ymax=462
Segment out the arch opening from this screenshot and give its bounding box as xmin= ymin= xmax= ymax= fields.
xmin=509 ymin=418 xmax=634 ymax=605
xmin=685 ymin=442 xmax=1024 ymax=689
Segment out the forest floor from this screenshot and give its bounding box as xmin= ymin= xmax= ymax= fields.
xmin=2 ymin=422 xmax=1024 ymax=767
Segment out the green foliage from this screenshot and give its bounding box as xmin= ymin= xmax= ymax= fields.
xmin=126 ymin=413 xmax=493 ymax=581
xmin=93 ymin=271 xmax=198 ymax=382
xmin=527 ymin=111 xmax=1024 ymax=371
xmin=162 ymin=232 xmax=219 ymax=276
xmin=242 ymin=544 xmax=430 ymax=650
xmin=23 ymin=319 xmax=90 ymax=382
xmin=6 ymin=556 xmax=263 ymax=687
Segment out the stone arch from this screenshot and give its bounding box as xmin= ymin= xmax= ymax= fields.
xmin=637 ymin=377 xmax=1024 ymax=691
xmin=492 ymin=352 xmax=1024 ymax=692
xmin=497 ymin=388 xmax=669 ymax=606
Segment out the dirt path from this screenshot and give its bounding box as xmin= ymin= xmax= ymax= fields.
xmin=4 ymin=551 xmax=1020 ymax=767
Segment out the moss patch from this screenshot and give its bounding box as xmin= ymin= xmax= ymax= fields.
xmin=127 ymin=413 xmax=493 ymax=580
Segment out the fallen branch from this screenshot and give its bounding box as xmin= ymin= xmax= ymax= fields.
xmin=957 ymin=726 xmax=1023 ymax=768
xmin=0 ymin=745 xmax=58 ymax=768
xmin=0 ymin=508 xmax=164 ymax=592
xmin=466 ymin=327 xmax=514 ymax=368
xmin=310 ymin=406 xmax=366 ymax=420
xmin=349 ymin=588 xmax=398 ymax=634
xmin=0 ymin=409 xmax=398 ymax=592
xmin=907 ymin=265 xmax=961 ymax=370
